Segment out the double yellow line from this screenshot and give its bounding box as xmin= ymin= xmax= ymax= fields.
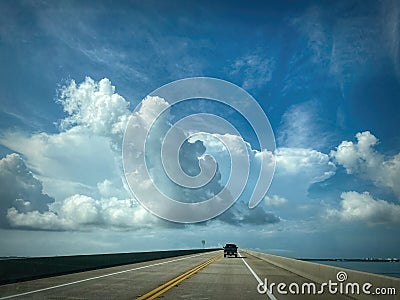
xmin=137 ymin=253 xmax=221 ymax=300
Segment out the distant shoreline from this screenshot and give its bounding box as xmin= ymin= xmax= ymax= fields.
xmin=299 ymin=258 xmax=400 ymax=262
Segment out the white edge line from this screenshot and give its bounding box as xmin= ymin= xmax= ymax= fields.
xmin=0 ymin=251 xmax=214 ymax=299
xmin=239 ymin=251 xmax=278 ymax=300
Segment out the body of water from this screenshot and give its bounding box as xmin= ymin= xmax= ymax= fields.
xmin=312 ymin=260 xmax=400 ymax=278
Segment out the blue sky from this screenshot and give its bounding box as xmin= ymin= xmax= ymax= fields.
xmin=0 ymin=0 xmax=399 ymax=258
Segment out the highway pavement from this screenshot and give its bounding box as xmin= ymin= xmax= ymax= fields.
xmin=0 ymin=250 xmax=356 ymax=299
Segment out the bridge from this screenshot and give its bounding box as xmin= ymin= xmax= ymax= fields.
xmin=0 ymin=249 xmax=399 ymax=299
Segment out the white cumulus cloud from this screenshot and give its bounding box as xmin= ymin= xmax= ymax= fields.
xmin=58 ymin=77 xmax=131 ymax=149
xmin=7 ymin=194 xmax=158 ymax=231
xmin=0 ymin=77 xmax=156 ymax=230
xmin=327 ymin=191 xmax=400 ymax=225
xmin=264 ymin=195 xmax=288 ymax=206
xmin=1 ymin=77 xmax=130 ymax=202
xmin=275 ymin=147 xmax=336 ymax=183
xmin=331 ymin=131 xmax=400 ymax=199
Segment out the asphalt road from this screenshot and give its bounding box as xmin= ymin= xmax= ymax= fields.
xmin=0 ymin=250 xmax=353 ymax=299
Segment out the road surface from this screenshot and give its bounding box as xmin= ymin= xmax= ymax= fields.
xmin=0 ymin=250 xmax=353 ymax=299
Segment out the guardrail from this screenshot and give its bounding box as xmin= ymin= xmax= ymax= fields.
xmin=244 ymin=249 xmax=400 ymax=300
xmin=0 ymin=248 xmax=221 ymax=285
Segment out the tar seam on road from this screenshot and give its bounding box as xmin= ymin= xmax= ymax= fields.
xmin=0 ymin=252 xmax=215 ymax=300
xmin=239 ymin=251 xmax=278 ymax=300
xmin=137 ymin=253 xmax=221 ymax=300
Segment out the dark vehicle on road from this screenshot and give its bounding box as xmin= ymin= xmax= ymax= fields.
xmin=223 ymin=243 xmax=238 ymax=257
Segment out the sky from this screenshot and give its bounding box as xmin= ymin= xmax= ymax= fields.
xmin=0 ymin=0 xmax=399 ymax=258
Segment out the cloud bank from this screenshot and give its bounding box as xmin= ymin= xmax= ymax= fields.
xmin=1 ymin=78 xmax=399 ymax=230
xmin=1 ymin=77 xmax=281 ymax=230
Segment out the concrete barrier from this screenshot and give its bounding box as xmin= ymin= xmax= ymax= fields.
xmin=244 ymin=249 xmax=400 ymax=300
xmin=0 ymin=248 xmax=220 ymax=285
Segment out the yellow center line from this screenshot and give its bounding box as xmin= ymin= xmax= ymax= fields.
xmin=137 ymin=253 xmax=222 ymax=300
